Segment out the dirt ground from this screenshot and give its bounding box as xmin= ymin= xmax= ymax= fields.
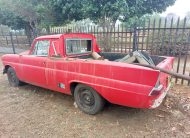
xmin=0 ymin=59 xmax=190 ymax=138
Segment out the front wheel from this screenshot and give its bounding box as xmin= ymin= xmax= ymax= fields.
xmin=74 ymin=84 xmax=105 ymax=115
xmin=7 ymin=67 xmax=23 ymax=87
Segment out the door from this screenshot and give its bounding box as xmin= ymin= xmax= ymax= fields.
xmin=21 ymin=40 xmax=50 ymax=87
xmin=45 ymin=39 xmax=69 ymax=93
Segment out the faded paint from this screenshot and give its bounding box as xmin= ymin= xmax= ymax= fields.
xmin=1 ymin=33 xmax=174 ymax=109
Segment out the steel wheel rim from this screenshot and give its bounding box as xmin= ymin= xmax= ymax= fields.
xmin=78 ymin=88 xmax=95 ymax=109
xmin=8 ymin=71 xmax=17 ymax=85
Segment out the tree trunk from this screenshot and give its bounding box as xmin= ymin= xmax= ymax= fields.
xmin=101 ymin=19 xmax=116 ymax=52
xmin=46 ymin=26 xmax=50 ymax=34
xmin=24 ymin=23 xmax=32 ymax=46
xmin=25 ymin=20 xmax=39 ymax=47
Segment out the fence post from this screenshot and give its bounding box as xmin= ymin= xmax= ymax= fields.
xmin=133 ymin=26 xmax=138 ymax=51
xmin=6 ymin=36 xmax=8 ymax=45
xmin=47 ymin=26 xmax=50 ymax=34
xmin=10 ymin=32 xmax=16 ymax=54
xmin=146 ymin=18 xmax=151 ymax=51
xmin=15 ymin=34 xmax=19 ymax=45
xmin=27 ymin=35 xmax=32 ymax=47
xmin=150 ymin=18 xmax=156 ymax=54
xmin=176 ymin=18 xmax=187 ymax=84
xmin=1 ymin=27 xmax=4 ymax=37
xmin=67 ymin=28 xmax=72 ymax=33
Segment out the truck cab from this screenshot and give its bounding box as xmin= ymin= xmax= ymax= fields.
xmin=29 ymin=33 xmax=100 ymax=57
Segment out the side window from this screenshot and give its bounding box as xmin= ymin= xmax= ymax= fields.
xmin=49 ymin=40 xmax=61 ymax=57
xmin=66 ymin=39 xmax=92 ymax=55
xmin=32 ymin=40 xmax=50 ymax=56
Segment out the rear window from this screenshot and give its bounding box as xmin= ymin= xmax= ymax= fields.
xmin=66 ymin=39 xmax=92 ymax=55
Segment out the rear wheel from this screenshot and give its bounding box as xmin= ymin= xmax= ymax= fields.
xmin=7 ymin=67 xmax=23 ymax=87
xmin=74 ymin=84 xmax=105 ymax=115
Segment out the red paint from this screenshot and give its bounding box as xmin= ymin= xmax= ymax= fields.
xmin=1 ymin=33 xmax=174 ymax=109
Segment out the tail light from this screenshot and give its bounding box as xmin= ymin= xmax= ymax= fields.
xmin=149 ymin=73 xmax=163 ymax=96
xmin=149 ymin=84 xmax=163 ymax=96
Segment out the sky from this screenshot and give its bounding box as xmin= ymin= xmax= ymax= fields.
xmin=161 ymin=0 xmax=190 ymax=17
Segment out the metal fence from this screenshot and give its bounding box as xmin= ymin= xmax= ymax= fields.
xmin=0 ymin=17 xmax=190 ymax=85
xmin=0 ymin=33 xmax=31 ymax=53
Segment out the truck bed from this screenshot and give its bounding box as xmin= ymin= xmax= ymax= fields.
xmin=99 ymin=52 xmax=166 ymax=65
xmin=77 ymin=52 xmax=166 ymax=65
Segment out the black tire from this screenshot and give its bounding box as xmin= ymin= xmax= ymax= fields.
xmin=74 ymin=84 xmax=105 ymax=115
xmin=7 ymin=67 xmax=23 ymax=87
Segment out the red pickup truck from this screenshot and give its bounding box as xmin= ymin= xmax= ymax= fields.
xmin=1 ymin=33 xmax=174 ymax=115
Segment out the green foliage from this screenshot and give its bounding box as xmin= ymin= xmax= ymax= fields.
xmin=48 ymin=0 xmax=85 ymax=26
xmin=122 ymin=0 xmax=176 ymax=28
xmin=47 ymin=0 xmax=176 ymax=27
xmin=82 ymin=0 xmax=128 ymax=24
xmin=0 ymin=8 xmax=27 ymax=30
xmin=0 ymin=0 xmax=52 ymax=29
xmin=124 ymin=0 xmax=176 ymax=19
xmin=0 ymin=0 xmax=176 ymax=31
xmin=82 ymin=0 xmax=176 ymax=25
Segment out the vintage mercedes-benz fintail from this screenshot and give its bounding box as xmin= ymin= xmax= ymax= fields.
xmin=1 ymin=33 xmax=174 ymax=115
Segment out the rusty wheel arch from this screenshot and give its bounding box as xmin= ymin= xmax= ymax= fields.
xmin=70 ymin=82 xmax=79 ymax=95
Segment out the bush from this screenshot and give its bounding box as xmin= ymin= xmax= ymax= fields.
xmin=148 ymin=29 xmax=190 ymax=56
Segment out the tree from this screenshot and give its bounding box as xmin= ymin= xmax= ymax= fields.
xmin=0 ymin=0 xmax=87 ymax=37
xmin=0 ymin=0 xmax=176 ymax=40
xmin=48 ymin=0 xmax=85 ymax=26
xmin=82 ymin=0 xmax=176 ymax=27
xmin=0 ymin=0 xmax=52 ymax=37
xmin=77 ymin=0 xmax=175 ymax=51
xmin=0 ymin=8 xmax=27 ymax=30
xmin=83 ymin=0 xmax=127 ymax=27
xmin=0 ymin=0 xmax=176 ymax=30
